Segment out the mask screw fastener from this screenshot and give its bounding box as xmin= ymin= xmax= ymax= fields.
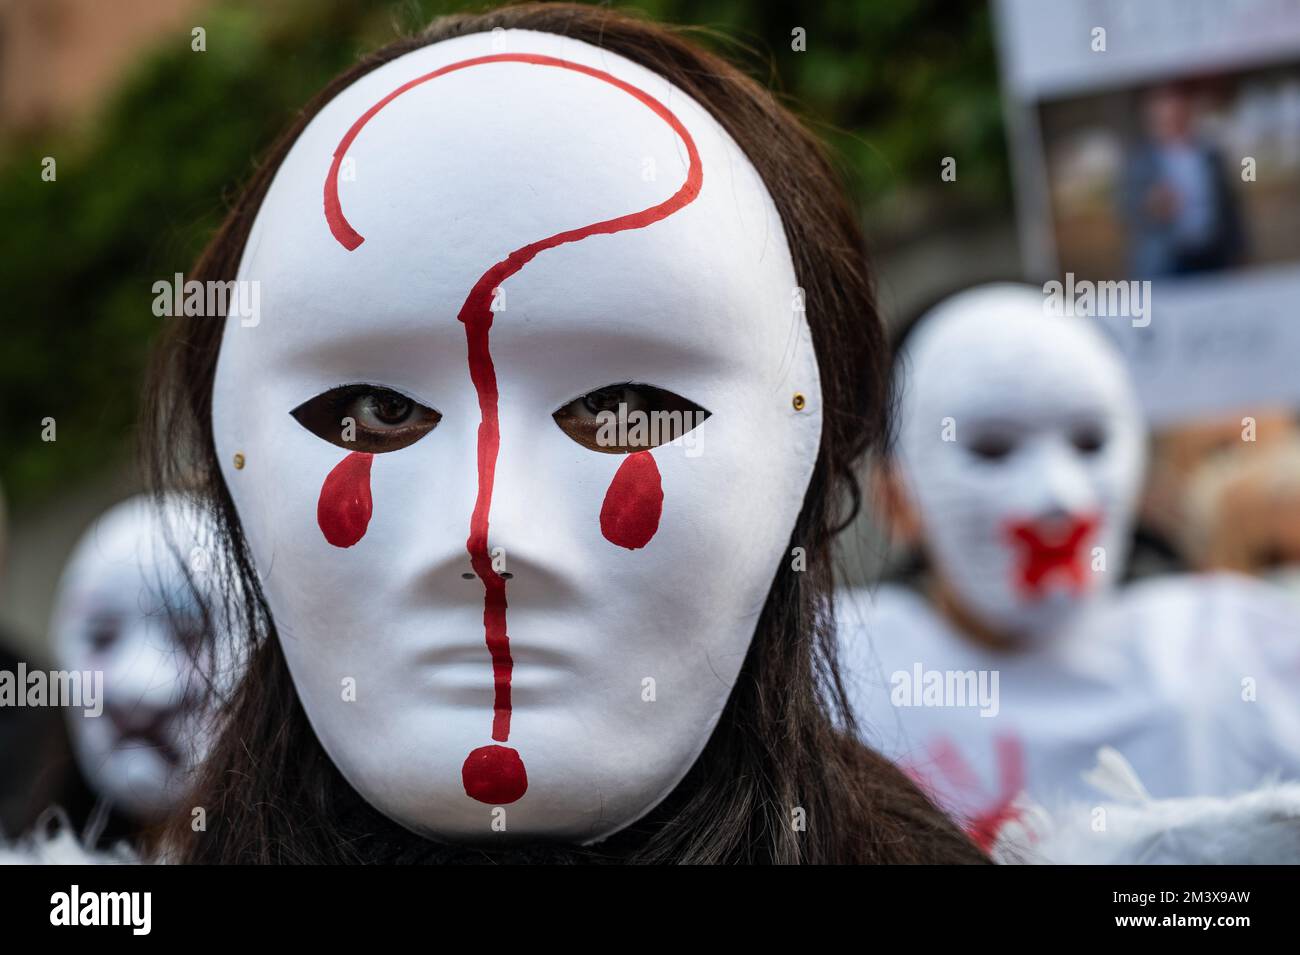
xmin=792 ymin=393 xmax=806 ymax=412
xmin=233 ymin=453 xmax=246 ymax=470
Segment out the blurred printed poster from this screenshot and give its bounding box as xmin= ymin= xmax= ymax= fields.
xmin=994 ymin=0 xmax=1300 ymax=425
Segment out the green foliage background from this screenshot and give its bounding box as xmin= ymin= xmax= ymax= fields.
xmin=0 ymin=0 xmax=1006 ymax=508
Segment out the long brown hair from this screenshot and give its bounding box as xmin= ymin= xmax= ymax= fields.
xmin=147 ymin=2 xmax=986 ymax=864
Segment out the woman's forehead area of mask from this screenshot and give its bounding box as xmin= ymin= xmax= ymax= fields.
xmin=902 ymin=286 xmax=1138 ymax=430
xmin=234 ymin=30 xmax=796 ymax=379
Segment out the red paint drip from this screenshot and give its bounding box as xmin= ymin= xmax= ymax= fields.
xmin=462 ymin=744 xmax=529 ymax=805
xmin=600 ymin=451 xmax=663 ymax=549
xmin=325 ymin=54 xmax=703 ymax=805
xmin=1004 ymin=513 xmax=1100 ymax=599
xmin=317 ymin=452 xmax=374 ymax=547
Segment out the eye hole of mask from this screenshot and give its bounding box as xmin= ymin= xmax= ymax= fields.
xmin=86 ymin=617 xmax=119 ymax=653
xmin=291 ymin=384 xmax=442 ymax=453
xmin=965 ymin=429 xmax=1018 ymax=462
xmin=553 ymin=383 xmax=710 ymax=454
xmin=1070 ymin=421 xmax=1108 ymax=455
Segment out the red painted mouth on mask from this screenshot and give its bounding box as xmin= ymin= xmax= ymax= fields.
xmin=1003 ymin=513 xmax=1100 ymax=599
xmin=320 ymin=53 xmax=703 ymax=805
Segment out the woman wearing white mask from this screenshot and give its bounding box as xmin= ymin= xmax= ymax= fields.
xmin=143 ymin=5 xmax=986 ymax=864
xmin=840 ymin=282 xmax=1300 ymax=853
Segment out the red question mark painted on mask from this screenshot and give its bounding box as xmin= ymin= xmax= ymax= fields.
xmin=320 ymin=52 xmax=703 ymax=805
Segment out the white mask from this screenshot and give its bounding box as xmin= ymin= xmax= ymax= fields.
xmin=211 ymin=30 xmax=822 ymax=842
xmin=51 ymin=495 xmax=216 ymax=819
xmin=894 ymin=285 xmax=1146 ymax=640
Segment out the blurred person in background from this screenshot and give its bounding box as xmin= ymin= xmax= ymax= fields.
xmin=1122 ymin=83 xmax=1244 ymax=277
xmin=1139 ymin=408 xmax=1300 ymax=594
xmin=40 ymin=492 xmax=224 ymax=851
xmin=839 ymin=283 xmax=1300 ymax=856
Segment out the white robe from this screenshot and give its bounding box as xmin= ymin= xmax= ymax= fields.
xmin=837 ymin=573 xmax=1300 ymax=850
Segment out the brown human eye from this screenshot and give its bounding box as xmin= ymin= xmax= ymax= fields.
xmin=291 ymin=384 xmax=441 ymax=453
xmin=553 ymin=383 xmax=709 ymax=454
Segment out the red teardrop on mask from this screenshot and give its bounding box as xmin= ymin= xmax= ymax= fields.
xmin=318 ymin=451 xmax=374 ymax=548
xmin=462 ymin=744 xmax=528 ymax=804
xmin=600 ymin=450 xmax=663 ymax=550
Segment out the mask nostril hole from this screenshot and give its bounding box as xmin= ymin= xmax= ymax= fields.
xmin=500 ymin=572 xmax=514 ymax=580
xmin=461 ymin=572 xmax=475 ymax=580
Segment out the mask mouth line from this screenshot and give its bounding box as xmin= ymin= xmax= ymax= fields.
xmin=415 ymin=642 xmax=575 ymax=665
xmin=110 ymin=728 xmax=184 ymax=767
